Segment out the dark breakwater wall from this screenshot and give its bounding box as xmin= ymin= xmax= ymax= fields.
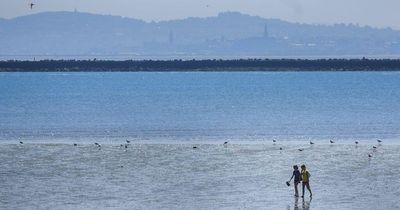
xmin=1 ymin=58 xmax=400 ymax=72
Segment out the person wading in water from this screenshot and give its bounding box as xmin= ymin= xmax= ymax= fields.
xmin=300 ymin=164 xmax=312 ymax=197
xmin=288 ymin=165 xmax=302 ymax=197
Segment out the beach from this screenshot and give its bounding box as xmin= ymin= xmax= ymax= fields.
xmin=2 ymin=1 xmax=400 ymax=209
xmin=1 ymin=142 xmax=399 ymax=209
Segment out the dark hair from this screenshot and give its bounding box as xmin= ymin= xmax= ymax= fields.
xmin=293 ymin=165 xmax=298 ymax=169
xmin=301 ymin=164 xmax=306 ymax=169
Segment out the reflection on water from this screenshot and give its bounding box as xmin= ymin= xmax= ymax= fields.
xmin=288 ymin=197 xmax=312 ymax=210
xmin=1 ymin=144 xmax=399 ymax=209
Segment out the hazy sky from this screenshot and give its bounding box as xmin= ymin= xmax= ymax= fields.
xmin=1 ymin=0 xmax=400 ymax=29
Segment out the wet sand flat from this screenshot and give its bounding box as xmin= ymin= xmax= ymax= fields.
xmin=1 ymin=143 xmax=399 ymax=209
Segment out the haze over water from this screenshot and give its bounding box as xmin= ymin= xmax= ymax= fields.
xmin=1 ymin=71 xmax=399 ymax=143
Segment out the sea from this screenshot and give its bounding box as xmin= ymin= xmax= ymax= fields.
xmin=1 ymin=71 xmax=400 ymax=209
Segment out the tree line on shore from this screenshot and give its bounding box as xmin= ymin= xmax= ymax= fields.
xmin=1 ymin=58 xmax=400 ymax=72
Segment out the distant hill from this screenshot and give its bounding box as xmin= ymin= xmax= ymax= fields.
xmin=1 ymin=11 xmax=400 ymax=57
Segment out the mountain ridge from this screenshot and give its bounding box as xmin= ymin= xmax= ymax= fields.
xmin=1 ymin=11 xmax=399 ymax=56
xmin=3 ymin=11 xmax=398 ymax=31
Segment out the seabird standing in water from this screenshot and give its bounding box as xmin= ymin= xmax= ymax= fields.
xmin=30 ymin=3 xmax=35 ymax=9
xmin=355 ymin=141 xmax=359 ymax=145
xmin=309 ymin=141 xmax=314 ymax=145
xmin=330 ymin=140 xmax=335 ymax=144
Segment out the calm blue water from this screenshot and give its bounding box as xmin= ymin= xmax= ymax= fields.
xmin=1 ymin=72 xmax=399 ymax=142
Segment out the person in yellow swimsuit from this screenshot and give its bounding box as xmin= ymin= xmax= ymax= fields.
xmin=301 ymin=164 xmax=312 ymax=197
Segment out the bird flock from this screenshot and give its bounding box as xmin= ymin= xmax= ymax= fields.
xmin=17 ymin=138 xmax=384 ymax=159
xmin=294 ymin=139 xmax=382 ymax=158
xmin=189 ymin=138 xmax=383 ymax=160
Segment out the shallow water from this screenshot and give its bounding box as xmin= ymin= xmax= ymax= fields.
xmin=1 ymin=71 xmax=400 ymax=209
xmin=1 ymin=143 xmax=399 ymax=209
xmin=1 ymin=72 xmax=400 ymax=142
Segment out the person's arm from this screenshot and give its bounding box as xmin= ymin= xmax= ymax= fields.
xmin=289 ymin=172 xmax=294 ymax=182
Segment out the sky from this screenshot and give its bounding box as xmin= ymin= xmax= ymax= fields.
xmin=1 ymin=0 xmax=400 ymax=29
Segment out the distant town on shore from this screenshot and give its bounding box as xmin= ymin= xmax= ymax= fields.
xmin=1 ymin=58 xmax=400 ymax=72
xmin=1 ymin=11 xmax=400 ymax=57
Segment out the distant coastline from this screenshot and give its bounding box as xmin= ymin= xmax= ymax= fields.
xmin=1 ymin=58 xmax=400 ymax=72
xmin=2 ymin=12 xmax=400 ymax=57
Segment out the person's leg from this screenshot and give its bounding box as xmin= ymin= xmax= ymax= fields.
xmin=302 ymin=182 xmax=305 ymax=197
xmin=306 ymin=182 xmax=312 ymax=196
xmin=294 ymin=182 xmax=299 ymax=196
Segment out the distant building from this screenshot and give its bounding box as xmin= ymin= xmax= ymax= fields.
xmin=263 ymin=23 xmax=269 ymax=38
xmin=169 ymin=31 xmax=174 ymax=45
